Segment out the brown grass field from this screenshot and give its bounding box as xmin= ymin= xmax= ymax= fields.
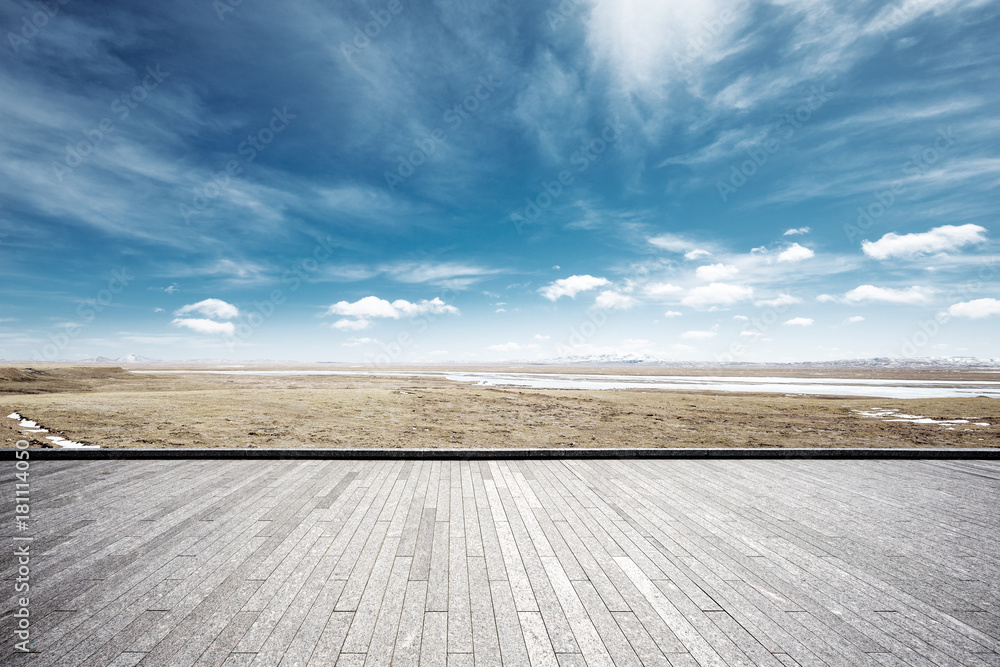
xmin=1 ymin=365 xmax=997 ymax=449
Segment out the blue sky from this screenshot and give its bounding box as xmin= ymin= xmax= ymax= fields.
xmin=1 ymin=0 xmax=998 ymax=363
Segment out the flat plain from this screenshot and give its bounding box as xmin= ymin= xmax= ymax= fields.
xmin=1 ymin=365 xmax=998 ymax=450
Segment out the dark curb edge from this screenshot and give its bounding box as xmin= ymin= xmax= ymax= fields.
xmin=2 ymin=448 xmax=998 ymax=460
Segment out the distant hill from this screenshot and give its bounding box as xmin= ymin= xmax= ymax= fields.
xmin=525 ymin=355 xmax=1000 ymax=369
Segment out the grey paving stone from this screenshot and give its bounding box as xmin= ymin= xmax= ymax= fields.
xmin=2 ymin=459 xmax=996 ymax=666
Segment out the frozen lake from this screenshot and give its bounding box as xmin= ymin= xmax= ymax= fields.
xmin=136 ymin=370 xmax=1000 ymax=399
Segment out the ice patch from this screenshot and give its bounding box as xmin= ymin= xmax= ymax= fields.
xmin=8 ymin=412 xmax=21 ymax=420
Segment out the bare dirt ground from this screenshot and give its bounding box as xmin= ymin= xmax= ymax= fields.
xmin=1 ymin=365 xmax=997 ymax=449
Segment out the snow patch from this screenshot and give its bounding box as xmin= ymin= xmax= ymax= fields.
xmin=853 ymin=408 xmax=990 ymax=427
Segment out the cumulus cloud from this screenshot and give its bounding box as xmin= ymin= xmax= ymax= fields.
xmin=644 ymin=282 xmax=683 ymax=297
xmin=539 ymin=275 xmax=610 ymax=301
xmin=682 ymin=283 xmax=753 ymax=309
xmin=326 ymin=296 xmax=458 ymax=319
xmin=784 ymin=227 xmax=810 ymax=236
xmin=175 ymin=298 xmax=239 ymax=320
xmin=843 ymin=285 xmax=933 ymax=305
xmin=862 ymin=224 xmax=987 ymax=260
xmin=845 ymin=315 xmax=865 ymax=324
xmin=171 ymin=318 xmax=236 ymax=336
xmin=663 ymin=310 xmax=683 ymax=317
xmin=326 ymin=296 xmax=458 ymax=331
xmin=695 ymin=263 xmax=739 ymax=281
xmin=948 ymin=298 xmax=1000 ymax=319
xmin=684 ymin=249 xmax=711 ymax=260
xmin=754 ymin=294 xmax=801 ymax=308
xmin=784 ymin=317 xmax=814 ymax=326
xmin=777 ymin=243 xmax=815 ymax=263
xmin=594 ymin=290 xmax=637 ymax=310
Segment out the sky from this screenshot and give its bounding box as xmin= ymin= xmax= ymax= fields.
xmin=1 ymin=0 xmax=998 ymax=364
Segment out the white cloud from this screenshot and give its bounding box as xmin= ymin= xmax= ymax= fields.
xmin=326 ymin=296 xmax=459 ymax=319
xmin=843 ymin=285 xmax=934 ymax=305
xmin=696 ymin=263 xmax=739 ymax=281
xmin=594 ymin=290 xmax=637 ymax=310
xmin=534 ymin=334 xmax=550 ymax=340
xmin=644 ymin=282 xmax=683 ymax=297
xmin=777 ymin=243 xmax=815 ymax=263
xmin=733 ymin=315 xmax=749 ymax=321
xmin=171 ymin=318 xmax=236 ymax=336
xmin=332 ymin=318 xmax=371 ymax=331
xmin=784 ymin=317 xmax=814 ymax=326
xmin=663 ymin=310 xmax=683 ymax=317
xmin=948 ymin=298 xmax=1000 ymax=319
xmin=342 ymin=337 xmax=378 ymax=346
xmin=681 ymin=328 xmax=718 ymax=340
xmin=539 ymin=275 xmax=610 ymax=301
xmin=682 ymin=283 xmax=753 ymax=309
xmin=862 ymin=224 xmax=988 ymax=260
xmin=175 ymin=298 xmax=239 ymax=320
xmin=649 ymin=234 xmax=698 ymax=253
xmin=845 ymin=315 xmax=865 ymax=324
xmin=784 ymin=227 xmax=811 ymax=236
xmin=740 ymin=330 xmax=763 ymax=337
xmin=487 ymin=342 xmax=523 ymax=352
xmin=684 ymin=249 xmax=711 ymax=260
xmin=381 ymin=262 xmax=501 ymax=288
xmin=754 ymin=294 xmax=801 ymax=308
